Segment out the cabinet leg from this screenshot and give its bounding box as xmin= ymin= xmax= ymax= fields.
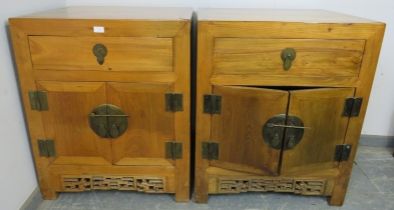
xmin=41 ymin=189 xmax=58 ymax=200
xmin=328 ymin=193 xmax=346 ymax=206
xmin=175 ymin=189 xmax=189 ymax=202
xmin=194 ymin=192 xmax=208 ymax=203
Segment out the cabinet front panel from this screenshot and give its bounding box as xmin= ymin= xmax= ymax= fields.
xmin=213 ymin=38 xmax=365 ymax=78
xmin=281 ymin=88 xmax=355 ymax=175
xmin=107 ymin=82 xmax=175 ymax=166
xmin=37 ymin=81 xmax=112 ymax=165
xmin=210 ymin=86 xmax=288 ymax=175
xmin=29 ymin=36 xmax=173 ymax=72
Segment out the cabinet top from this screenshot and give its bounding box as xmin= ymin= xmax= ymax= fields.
xmin=198 ymin=8 xmax=381 ymax=24
xmin=13 ymin=6 xmax=193 ymax=21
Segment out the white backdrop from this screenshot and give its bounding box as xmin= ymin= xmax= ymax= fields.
xmin=67 ymin=0 xmax=394 ymax=136
xmin=0 ymin=1 xmax=65 ymax=209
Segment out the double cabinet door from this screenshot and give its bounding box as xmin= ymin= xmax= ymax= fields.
xmin=207 ymin=85 xmax=355 ymax=175
xmin=36 ymin=81 xmax=176 ymax=167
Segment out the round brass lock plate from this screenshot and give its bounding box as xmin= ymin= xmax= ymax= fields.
xmin=262 ymin=114 xmax=286 ymax=150
xmin=284 ymin=116 xmax=304 ymax=149
xmin=89 ymin=104 xmax=128 ymax=138
xmin=262 ymin=114 xmax=305 ymax=150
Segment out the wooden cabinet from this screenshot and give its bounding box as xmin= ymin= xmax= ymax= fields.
xmin=10 ymin=7 xmax=191 ymax=201
xmin=195 ymin=9 xmax=385 ymax=206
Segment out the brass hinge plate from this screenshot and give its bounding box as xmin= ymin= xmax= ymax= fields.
xmin=29 ymin=91 xmax=48 ymax=111
xmin=165 ymin=93 xmax=183 ymax=112
xmin=203 ymin=95 xmax=221 ymax=114
xmin=343 ymin=97 xmax=363 ymax=117
xmin=202 ymin=142 xmax=219 ymax=160
xmin=38 ymin=139 xmax=56 ymax=157
xmin=334 ymin=144 xmax=352 ymax=162
xmin=165 ymin=142 xmax=182 ymax=160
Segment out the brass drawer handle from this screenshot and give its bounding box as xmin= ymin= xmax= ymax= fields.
xmin=92 ymin=43 xmax=108 ymax=65
xmin=281 ymin=48 xmax=296 ymax=70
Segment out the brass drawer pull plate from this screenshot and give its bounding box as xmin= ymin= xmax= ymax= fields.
xmin=92 ymin=43 xmax=108 ymax=65
xmin=281 ymin=48 xmax=296 ymax=70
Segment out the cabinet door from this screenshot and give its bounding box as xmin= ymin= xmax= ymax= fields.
xmin=210 ymin=86 xmax=288 ymax=175
xmin=281 ymin=88 xmax=355 ymax=175
xmin=37 ymin=81 xmax=112 ymax=165
xmin=108 ymin=83 xmax=175 ymax=166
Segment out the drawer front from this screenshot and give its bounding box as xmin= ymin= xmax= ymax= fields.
xmin=29 ymin=36 xmax=173 ymax=72
xmin=213 ymin=38 xmax=365 ymax=78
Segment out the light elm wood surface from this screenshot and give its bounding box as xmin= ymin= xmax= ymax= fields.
xmin=198 ymin=8 xmax=380 ymax=23
xmin=20 ymin=6 xmax=193 ymax=20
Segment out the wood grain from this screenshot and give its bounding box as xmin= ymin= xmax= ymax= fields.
xmin=29 ymin=36 xmax=173 ymax=72
xmin=22 ymin=6 xmax=192 ymax=20
xmin=195 ymin=9 xmax=385 ymax=206
xmin=198 ymin=8 xmax=380 ymax=23
xmin=214 ymin=38 xmax=365 ymax=78
xmin=37 ymin=81 xmax=112 ymax=165
xmin=107 ymin=82 xmax=175 ymax=165
xmin=10 ymin=7 xmax=191 ymax=201
xmin=329 ymin=24 xmax=386 ymax=206
xmin=172 ymin=22 xmax=191 ymax=202
xmin=210 ymin=86 xmax=288 ymax=176
xmin=281 ymin=88 xmax=355 ymax=175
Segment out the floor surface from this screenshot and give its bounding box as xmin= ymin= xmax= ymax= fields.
xmin=36 ymin=146 xmax=394 ymax=210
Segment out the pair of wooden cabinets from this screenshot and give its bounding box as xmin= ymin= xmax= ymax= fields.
xmin=10 ymin=7 xmax=385 ymax=206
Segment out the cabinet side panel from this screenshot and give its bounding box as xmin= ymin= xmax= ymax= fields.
xmin=9 ymin=22 xmax=57 ymax=199
xmin=173 ymin=22 xmax=191 ymax=201
xmin=329 ymin=24 xmax=385 ymax=206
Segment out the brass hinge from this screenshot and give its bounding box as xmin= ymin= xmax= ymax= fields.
xmin=165 ymin=142 xmax=183 ymax=159
xmin=202 ymin=142 xmax=219 ymax=160
xmin=334 ymin=144 xmax=352 ymax=162
xmin=38 ymin=139 xmax=56 ymax=157
xmin=203 ymin=95 xmax=221 ymax=114
xmin=343 ymin=97 xmax=363 ymax=117
xmin=29 ymin=91 xmax=48 ymax=111
xmin=165 ymin=93 xmax=183 ymax=112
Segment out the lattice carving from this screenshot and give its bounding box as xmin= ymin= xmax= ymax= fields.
xmin=62 ymin=175 xmax=165 ymax=193
xmin=218 ymin=177 xmax=326 ymax=195
xmin=135 ymin=178 xmax=165 ymax=193
xmin=63 ymin=176 xmax=92 ymax=192
xmin=91 ymin=176 xmax=135 ymax=190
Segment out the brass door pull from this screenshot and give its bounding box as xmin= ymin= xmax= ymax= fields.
xmin=92 ymin=43 xmax=108 ymax=65
xmin=262 ymin=114 xmax=305 ymax=150
xmin=266 ymin=123 xmax=310 ymax=129
xmin=109 ymin=124 xmax=120 ymax=138
xmin=89 ymin=114 xmax=129 ymax=117
xmin=281 ymin=48 xmax=296 ymax=70
xmin=89 ymin=104 xmax=128 ymax=138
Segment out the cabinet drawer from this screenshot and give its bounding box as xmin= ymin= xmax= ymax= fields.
xmin=213 ymin=38 xmax=365 ymax=78
xmin=29 ymin=36 xmax=173 ymax=72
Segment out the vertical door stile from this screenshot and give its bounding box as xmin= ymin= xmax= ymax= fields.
xmin=277 ymin=90 xmax=291 ymax=175
xmin=210 ymin=85 xmax=289 ymax=176
xmin=280 ymin=88 xmax=355 ymax=175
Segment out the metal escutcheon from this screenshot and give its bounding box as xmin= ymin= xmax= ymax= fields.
xmin=89 ymin=104 xmax=128 ymax=138
xmin=281 ymin=48 xmax=296 ymax=70
xmin=262 ymin=114 xmax=305 ymax=150
xmin=92 ymin=43 xmax=108 ymax=65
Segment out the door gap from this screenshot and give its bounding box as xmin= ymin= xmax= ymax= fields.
xmin=277 ymin=92 xmax=291 ymax=175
